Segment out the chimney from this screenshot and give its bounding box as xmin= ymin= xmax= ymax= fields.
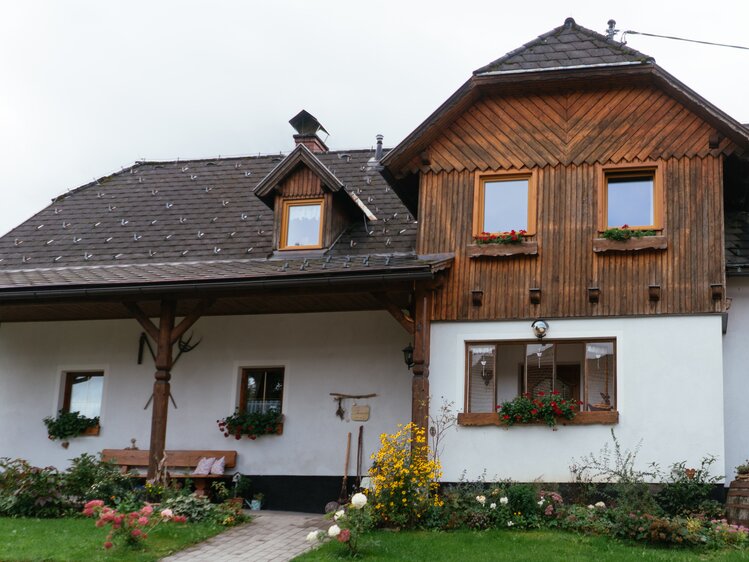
xmin=375 ymin=134 xmax=384 ymax=161
xmin=289 ymin=109 xmax=329 ymax=153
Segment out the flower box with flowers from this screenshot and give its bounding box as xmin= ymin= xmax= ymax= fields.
xmin=497 ymin=392 xmax=580 ymax=427
xmin=468 ymin=230 xmax=538 ymax=258
xmin=217 ymin=410 xmax=284 ymax=440
xmin=594 ymin=224 xmax=666 ymax=253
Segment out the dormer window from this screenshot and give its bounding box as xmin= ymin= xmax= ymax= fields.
xmin=280 ymin=198 xmax=324 ymax=250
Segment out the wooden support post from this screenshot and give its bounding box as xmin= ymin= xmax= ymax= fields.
xmin=148 ymin=300 xmax=175 ymax=479
xmin=411 ymin=286 xmax=432 ymax=433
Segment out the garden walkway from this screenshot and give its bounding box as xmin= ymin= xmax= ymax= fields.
xmin=161 ymin=510 xmax=328 ymax=562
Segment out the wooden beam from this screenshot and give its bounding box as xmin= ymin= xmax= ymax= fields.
xmin=411 ymin=286 xmax=432 ymax=432
xmin=147 ymin=299 xmax=176 ymax=479
xmin=123 ymin=301 xmax=159 ymax=342
xmin=171 ymin=299 xmax=213 ymax=344
xmin=373 ymin=292 xmax=415 ymax=334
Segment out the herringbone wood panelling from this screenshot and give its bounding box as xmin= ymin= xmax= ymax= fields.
xmin=420 ymin=157 xmax=725 ymax=321
xmin=406 ymin=87 xmax=736 ymax=175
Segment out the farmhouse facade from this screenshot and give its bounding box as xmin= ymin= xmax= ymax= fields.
xmin=1 ymin=18 xmax=748 ymax=511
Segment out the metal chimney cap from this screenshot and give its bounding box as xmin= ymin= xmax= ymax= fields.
xmin=289 ymin=110 xmax=329 ymax=136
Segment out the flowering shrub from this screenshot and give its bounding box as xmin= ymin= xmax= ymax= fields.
xmin=655 ymin=456 xmax=724 ymax=518
xmin=497 ymin=392 xmax=579 ymax=427
xmin=474 ymin=230 xmax=527 ymax=245
xmin=307 ymin=492 xmax=373 ymax=555
xmin=600 ymin=225 xmax=656 ymax=241
xmin=217 ymin=409 xmax=282 ymax=440
xmin=369 ymin=423 xmax=442 ymax=528
xmin=0 ymin=458 xmax=66 ymax=517
xmin=82 ymin=500 xmax=186 ymax=549
xmin=62 ymin=453 xmax=133 ymax=507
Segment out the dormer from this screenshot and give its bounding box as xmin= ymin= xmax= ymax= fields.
xmin=254 ymin=111 xmax=377 ymax=253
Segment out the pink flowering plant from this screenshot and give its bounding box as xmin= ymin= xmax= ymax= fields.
xmin=82 ymin=499 xmax=186 ymax=549
xmin=474 ymin=229 xmax=527 ymax=245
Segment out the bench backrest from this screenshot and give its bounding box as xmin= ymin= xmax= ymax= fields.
xmin=101 ymin=449 xmax=237 ymax=469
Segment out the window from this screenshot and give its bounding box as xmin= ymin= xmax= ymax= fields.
xmin=62 ymin=371 xmax=104 ymax=418
xmin=280 ymin=198 xmax=324 ymax=249
xmin=473 ymin=172 xmax=537 ymax=236
xmin=600 ymin=164 xmax=662 ymax=230
xmin=239 ymin=367 xmax=284 ymax=414
xmin=466 ymin=340 xmax=615 ymax=413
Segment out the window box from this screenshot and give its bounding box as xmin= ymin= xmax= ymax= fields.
xmin=467 ymin=241 xmax=538 ymax=258
xmin=593 ymin=236 xmax=668 ymax=253
xmin=457 ymin=411 xmax=618 ymax=426
xmin=82 ymin=424 xmax=101 ymax=437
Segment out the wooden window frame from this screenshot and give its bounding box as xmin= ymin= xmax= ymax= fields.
xmin=279 ymin=197 xmax=325 ymax=250
xmin=238 ymin=367 xmax=285 ymax=414
xmin=462 ymin=338 xmax=617 ymax=426
xmin=473 ymin=170 xmax=538 ymax=237
xmin=598 ymin=162 xmax=663 ymax=232
xmin=61 ymin=371 xmax=104 ymax=415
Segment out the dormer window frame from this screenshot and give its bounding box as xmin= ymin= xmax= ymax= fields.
xmin=279 ymin=197 xmax=326 ymax=251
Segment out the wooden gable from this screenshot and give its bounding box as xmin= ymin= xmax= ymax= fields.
xmin=409 ymin=81 xmax=739 ymax=322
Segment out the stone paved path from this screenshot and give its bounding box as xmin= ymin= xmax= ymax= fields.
xmin=161 ymin=510 xmax=328 ymax=562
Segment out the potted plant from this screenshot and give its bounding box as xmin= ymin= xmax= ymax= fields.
xmin=232 ymin=474 xmax=252 ymax=508
xmin=217 ymin=409 xmax=283 ymax=440
xmin=473 ymin=229 xmax=527 ymax=245
xmin=250 ymin=492 xmax=264 ymax=511
xmin=497 ymin=391 xmax=581 ymax=428
xmin=600 ymin=225 xmax=656 ymax=241
xmin=43 ymin=410 xmax=100 ymax=448
xmin=736 ymin=461 xmax=749 ymax=481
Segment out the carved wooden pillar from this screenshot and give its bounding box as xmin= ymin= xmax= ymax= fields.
xmin=411 ymin=286 xmax=432 ymax=432
xmin=148 ymin=300 xmax=175 ymax=478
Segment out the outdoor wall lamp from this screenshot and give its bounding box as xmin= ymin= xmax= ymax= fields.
xmin=402 ymin=343 xmax=414 ymax=370
xmin=531 ymin=319 xmax=549 ymax=339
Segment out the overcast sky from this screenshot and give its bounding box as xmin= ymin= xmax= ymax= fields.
xmin=1 ymin=0 xmax=747 ymax=236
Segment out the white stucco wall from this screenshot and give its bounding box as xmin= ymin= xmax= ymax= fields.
xmin=724 ymin=277 xmax=749 ymax=480
xmin=0 ymin=311 xmax=411 ymax=476
xmin=431 ymin=315 xmax=725 ymax=482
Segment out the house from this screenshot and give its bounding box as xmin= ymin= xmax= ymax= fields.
xmin=1 ymin=18 xmax=748 ymax=512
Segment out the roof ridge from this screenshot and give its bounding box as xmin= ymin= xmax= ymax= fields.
xmin=474 ymin=17 xmax=654 ymax=75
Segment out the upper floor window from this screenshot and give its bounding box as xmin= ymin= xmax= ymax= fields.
xmin=62 ymin=371 xmax=104 ymax=418
xmin=466 ymin=340 xmax=615 ymax=414
xmin=239 ymin=367 xmax=284 ymax=414
xmin=280 ymin=198 xmax=324 ymax=249
xmin=600 ymin=164 xmax=662 ymax=231
xmin=473 ymin=171 xmax=537 ymax=236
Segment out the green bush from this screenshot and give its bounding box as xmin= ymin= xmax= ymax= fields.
xmin=43 ymin=411 xmax=99 ymax=441
xmin=62 ymin=453 xmax=133 ymax=506
xmin=161 ymin=493 xmax=217 ymax=522
xmin=655 ymin=456 xmax=723 ymax=517
xmin=507 ymin=484 xmax=540 ymax=519
xmin=0 ymin=458 xmax=67 ymax=517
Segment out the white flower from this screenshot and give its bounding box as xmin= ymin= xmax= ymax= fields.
xmin=595 ymin=501 xmax=606 ymax=509
xmin=538 ymin=499 xmax=545 ymax=506
xmin=489 ymin=503 xmax=497 ymax=510
xmin=334 ymin=509 xmax=345 ymax=521
xmin=499 ymin=497 xmax=509 ymax=505
xmin=587 ymin=504 xmax=595 ymax=509
xmin=160 ymin=508 xmax=173 ymax=519
xmin=476 ymin=495 xmax=486 ymax=505
xmin=328 ymin=524 xmax=341 ymax=538
xmin=507 ymin=520 xmax=514 ymax=527
xmin=351 ymin=492 xmax=368 ymax=509
xmin=306 ymin=531 xmax=321 ymax=543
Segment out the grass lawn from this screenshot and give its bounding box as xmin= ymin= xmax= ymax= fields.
xmin=0 ymin=517 xmax=228 ymax=562
xmin=295 ymin=530 xmax=749 ymax=562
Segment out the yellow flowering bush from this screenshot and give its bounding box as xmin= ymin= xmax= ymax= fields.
xmin=370 ymin=423 xmax=442 ymax=528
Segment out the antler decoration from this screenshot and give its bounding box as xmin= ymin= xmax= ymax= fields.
xmin=172 ymin=331 xmax=203 ymax=367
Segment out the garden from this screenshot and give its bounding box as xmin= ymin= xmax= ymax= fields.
xmin=0 ymin=453 xmax=253 ymax=561
xmin=297 ymin=421 xmax=749 ymax=560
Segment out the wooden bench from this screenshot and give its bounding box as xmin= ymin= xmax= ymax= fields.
xmin=101 ymin=449 xmax=237 ymax=496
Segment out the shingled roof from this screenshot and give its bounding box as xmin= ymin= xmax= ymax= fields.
xmin=0 ymin=148 xmax=448 ymax=293
xmin=474 ymin=17 xmax=654 ymax=75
